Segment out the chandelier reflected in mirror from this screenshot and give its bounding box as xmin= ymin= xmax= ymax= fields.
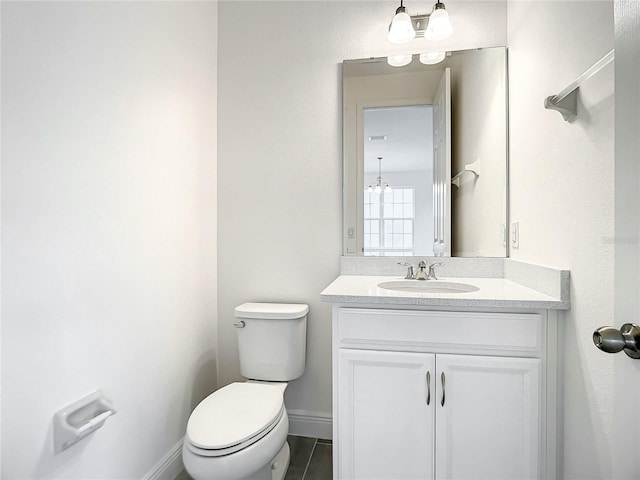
xmin=366 ymin=156 xmax=392 ymax=194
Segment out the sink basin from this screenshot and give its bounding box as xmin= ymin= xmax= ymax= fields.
xmin=377 ymin=280 xmax=480 ymax=294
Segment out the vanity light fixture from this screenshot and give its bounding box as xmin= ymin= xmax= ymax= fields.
xmin=424 ymin=2 xmax=453 ymax=40
xmin=387 ymin=53 xmax=413 ymax=67
xmin=419 ymin=51 xmax=446 ymax=65
xmin=387 ymin=1 xmax=454 ymax=44
xmin=388 ymin=0 xmax=416 ymax=44
xmin=366 ymin=157 xmax=392 ymax=194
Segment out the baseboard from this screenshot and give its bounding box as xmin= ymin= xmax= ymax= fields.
xmin=141 ymin=437 xmax=185 ymax=480
xmin=287 ymin=409 xmax=332 ymax=440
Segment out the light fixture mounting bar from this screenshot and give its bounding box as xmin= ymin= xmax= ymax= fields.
xmin=410 ymin=14 xmax=431 ymax=38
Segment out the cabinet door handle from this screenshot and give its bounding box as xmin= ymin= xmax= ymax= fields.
xmin=441 ymin=372 xmax=446 ymax=407
xmin=426 ymin=371 xmax=431 ymax=405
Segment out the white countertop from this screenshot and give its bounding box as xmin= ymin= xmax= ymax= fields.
xmin=320 ymin=275 xmax=570 ymax=310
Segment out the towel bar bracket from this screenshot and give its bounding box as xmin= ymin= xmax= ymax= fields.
xmin=544 ymin=49 xmax=613 ymax=122
xmin=451 ymin=158 xmax=480 ymax=188
xmin=544 ymin=88 xmax=578 ymax=122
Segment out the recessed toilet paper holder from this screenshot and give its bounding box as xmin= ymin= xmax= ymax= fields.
xmin=593 ymin=323 xmax=640 ymax=359
xmin=53 ymin=390 xmax=117 ymax=453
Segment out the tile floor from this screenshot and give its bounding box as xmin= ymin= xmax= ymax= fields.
xmin=176 ymin=435 xmax=332 ymax=480
xmin=284 ymin=435 xmax=332 ymax=480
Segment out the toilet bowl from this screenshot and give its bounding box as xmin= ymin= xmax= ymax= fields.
xmin=183 ymin=382 xmax=290 ymax=480
xmin=182 ymin=303 xmax=308 ymax=480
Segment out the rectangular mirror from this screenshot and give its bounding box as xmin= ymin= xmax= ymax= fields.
xmin=343 ymin=46 xmax=508 ymax=257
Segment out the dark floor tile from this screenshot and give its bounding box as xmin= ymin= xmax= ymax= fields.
xmin=316 ymin=438 xmax=332 ymax=446
xmin=175 ymin=469 xmax=192 ymax=480
xmin=303 ymin=443 xmax=333 ymax=480
xmin=285 ymin=435 xmax=317 ymax=480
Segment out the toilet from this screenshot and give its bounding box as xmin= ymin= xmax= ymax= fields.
xmin=182 ymin=302 xmax=308 ymax=480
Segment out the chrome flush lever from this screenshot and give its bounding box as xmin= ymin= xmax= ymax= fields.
xmin=233 ymin=320 xmax=246 ymax=328
xmin=593 ymin=323 xmax=640 ymax=359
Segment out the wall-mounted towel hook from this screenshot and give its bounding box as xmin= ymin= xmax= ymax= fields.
xmin=451 ymin=158 xmax=480 ymax=188
xmin=53 ymin=390 xmax=117 ymax=453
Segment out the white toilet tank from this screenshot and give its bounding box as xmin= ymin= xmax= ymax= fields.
xmin=234 ymin=303 xmax=308 ymax=381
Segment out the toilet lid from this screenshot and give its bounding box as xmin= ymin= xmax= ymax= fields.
xmin=234 ymin=303 xmax=309 ymax=320
xmin=186 ymin=382 xmax=284 ymax=450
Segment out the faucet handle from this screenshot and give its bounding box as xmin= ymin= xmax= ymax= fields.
xmin=427 ymin=262 xmax=443 ymax=280
xmin=397 ymin=262 xmax=415 ymax=280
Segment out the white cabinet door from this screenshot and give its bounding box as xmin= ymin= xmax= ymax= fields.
xmin=338 ymin=349 xmax=436 ymax=480
xmin=435 ymin=354 xmax=541 ymax=480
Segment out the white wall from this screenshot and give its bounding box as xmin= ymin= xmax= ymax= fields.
xmin=1 ymin=1 xmax=217 ymax=478
xmin=507 ymin=1 xmax=616 ymax=477
xmin=218 ymin=0 xmax=507 ymax=433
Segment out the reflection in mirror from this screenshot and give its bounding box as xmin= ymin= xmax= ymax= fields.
xmin=364 ymin=106 xmax=432 ymax=256
xmin=343 ymin=47 xmax=508 ymax=258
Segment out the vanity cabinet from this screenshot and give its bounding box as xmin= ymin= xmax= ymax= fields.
xmin=338 ymin=349 xmax=436 ymax=479
xmin=332 ymin=307 xmax=557 ymax=480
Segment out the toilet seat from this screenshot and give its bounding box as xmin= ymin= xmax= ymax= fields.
xmin=186 ymin=407 xmax=286 ymax=457
xmin=182 ymin=407 xmax=290 ymax=480
xmin=185 ymin=382 xmax=285 ymax=457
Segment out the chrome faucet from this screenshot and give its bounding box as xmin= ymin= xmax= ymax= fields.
xmin=427 ymin=262 xmax=443 ymax=280
xmin=398 ymin=261 xmax=443 ymax=280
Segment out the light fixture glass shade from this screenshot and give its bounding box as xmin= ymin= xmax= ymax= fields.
xmin=387 ymin=54 xmax=413 ymax=67
xmin=419 ymin=51 xmax=446 ymax=65
xmin=425 ymin=8 xmax=453 ymax=41
xmin=367 ymin=185 xmax=373 ymax=193
xmin=388 ymin=10 xmax=416 ymax=44
xmin=374 ymin=185 xmax=382 ymax=194
xmin=384 ymin=185 xmax=392 ymax=193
